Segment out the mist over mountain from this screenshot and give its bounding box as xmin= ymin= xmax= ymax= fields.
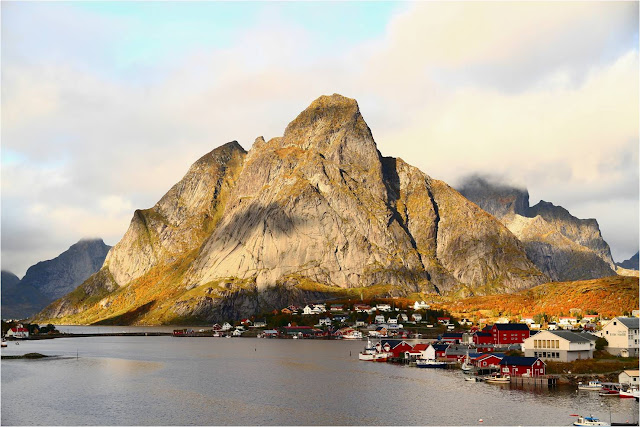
xmin=458 ymin=175 xmax=616 ymax=281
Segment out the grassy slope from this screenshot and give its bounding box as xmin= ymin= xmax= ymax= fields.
xmin=434 ymin=275 xmax=638 ymax=320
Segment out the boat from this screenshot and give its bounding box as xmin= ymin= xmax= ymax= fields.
xmin=578 ymin=380 xmax=604 ymax=391
xmin=1 ymin=340 xmax=7 ymax=348
xmin=619 ymin=388 xmax=639 ymax=400
xmin=342 ymin=330 xmax=363 ymax=340
xmin=358 ymin=338 xmax=390 ymax=362
xmin=599 ymin=388 xmax=620 ymax=397
xmin=572 ymin=415 xmax=610 ymax=426
xmin=465 ymin=376 xmax=483 ymax=382
xmin=416 ymin=359 xmax=448 ymax=368
xmin=485 ymin=375 xmax=511 ymax=384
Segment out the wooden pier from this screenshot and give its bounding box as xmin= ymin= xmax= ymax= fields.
xmin=510 ymin=375 xmax=558 ymax=387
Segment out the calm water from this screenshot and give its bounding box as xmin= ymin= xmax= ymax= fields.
xmin=2 ymin=330 xmax=638 ymax=426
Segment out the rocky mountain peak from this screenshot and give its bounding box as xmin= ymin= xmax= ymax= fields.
xmin=281 ymin=94 xmax=379 ymax=169
xmin=457 ymin=175 xmax=529 ymax=218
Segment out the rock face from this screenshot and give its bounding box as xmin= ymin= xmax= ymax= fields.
xmin=36 ymin=94 xmax=547 ymax=325
xmin=617 ymin=252 xmax=639 ymax=270
xmin=1 ymin=271 xmax=48 ymax=319
xmin=2 ymin=238 xmax=110 ymax=319
xmin=458 ymin=176 xmax=616 ymax=281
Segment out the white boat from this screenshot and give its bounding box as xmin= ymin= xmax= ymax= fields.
xmin=342 ymin=331 xmax=363 ymax=340
xmin=1 ymin=340 xmax=7 ymax=348
xmin=619 ymin=387 xmax=640 ymax=400
xmin=465 ymin=376 xmax=482 ymax=382
xmin=485 ymin=375 xmax=510 ymax=383
xmin=578 ymin=380 xmax=603 ymax=391
xmin=358 ymin=338 xmax=390 ymax=362
xmin=572 ymin=415 xmax=610 ymax=426
xmin=416 ymin=359 xmax=447 ymax=368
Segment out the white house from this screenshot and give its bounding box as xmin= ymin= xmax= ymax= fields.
xmin=600 ymin=317 xmax=639 ymax=357
xmin=521 ymin=315 xmax=535 ymax=325
xmin=619 ymin=370 xmax=639 ymax=386
xmin=523 ymin=330 xmax=593 ymax=362
xmin=355 ymin=320 xmax=367 ymax=327
xmin=558 ymin=317 xmax=578 ymax=329
xmin=313 ymin=304 xmax=327 ymax=313
xmin=387 ymin=318 xmax=398 ymax=324
xmin=6 ymin=325 xmax=29 ymax=339
xmin=303 ymin=305 xmax=314 ymax=315
xmin=413 ymin=301 xmax=430 ymax=310
xmin=374 ymin=315 xmax=386 ymax=324
xmin=221 ymin=322 xmax=233 ymax=331
xmin=422 ymin=344 xmax=437 ymax=361
xmin=460 ymin=318 xmax=473 ymax=326
xmin=376 ymin=304 xmax=392 ymax=312
xmin=398 ymin=313 xmax=408 ymax=322
xmin=547 ymin=322 xmax=559 ymax=331
xmin=318 ymin=318 xmax=332 ymax=326
xmin=232 ymin=329 xmax=243 ymax=337
xmin=411 ymin=313 xmax=423 ymax=322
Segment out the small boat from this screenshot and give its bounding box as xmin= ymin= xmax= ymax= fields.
xmin=416 ymin=359 xmax=447 ymax=368
xmin=619 ymin=387 xmax=639 ymax=400
xmin=485 ymin=375 xmax=511 ymax=384
xmin=599 ymin=388 xmax=620 ymax=397
xmin=578 ymin=381 xmax=604 ymax=391
xmin=572 ymin=415 xmax=610 ymax=426
xmin=1 ymin=340 xmax=7 ymax=348
xmin=465 ymin=376 xmax=482 ymax=382
xmin=343 ymin=331 xmax=363 ymax=340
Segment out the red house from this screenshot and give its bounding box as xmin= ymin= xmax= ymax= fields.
xmin=473 ymin=331 xmax=493 ymax=345
xmin=499 ymin=356 xmax=545 ymax=377
xmin=440 ymin=332 xmax=463 ymax=343
xmin=491 ymin=323 xmax=530 ymax=345
xmin=386 ymin=340 xmax=414 ymax=358
xmin=473 ymin=354 xmax=503 ymax=369
xmin=437 ymin=317 xmax=451 ymax=324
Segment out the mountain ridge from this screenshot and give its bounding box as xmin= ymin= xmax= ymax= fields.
xmin=36 ymin=94 xmax=548 ymax=325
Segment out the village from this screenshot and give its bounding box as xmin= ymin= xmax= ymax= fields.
xmin=169 ymin=300 xmax=639 ymax=394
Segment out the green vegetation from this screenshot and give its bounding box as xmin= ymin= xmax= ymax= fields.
xmin=2 ymin=353 xmax=49 ymax=360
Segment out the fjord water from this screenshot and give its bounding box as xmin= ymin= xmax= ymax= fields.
xmin=2 ymin=332 xmax=638 ymax=426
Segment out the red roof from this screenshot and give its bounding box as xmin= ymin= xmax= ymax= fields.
xmin=10 ymin=327 xmax=28 ymax=332
xmin=412 ymin=344 xmax=429 ymax=351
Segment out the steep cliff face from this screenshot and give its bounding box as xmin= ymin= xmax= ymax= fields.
xmin=458 ymin=177 xmax=616 ymax=281
xmin=36 ymin=94 xmax=546 ymax=325
xmin=2 ymin=239 xmax=110 ymax=319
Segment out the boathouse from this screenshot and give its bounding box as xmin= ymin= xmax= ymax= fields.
xmin=499 ymin=356 xmax=545 ymax=377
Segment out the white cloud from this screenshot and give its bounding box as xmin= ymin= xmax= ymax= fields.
xmin=1 ymin=1 xmax=637 ymax=274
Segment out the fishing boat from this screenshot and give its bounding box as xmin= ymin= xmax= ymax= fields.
xmin=461 ymin=350 xmax=474 ymax=372
xmin=572 ymin=415 xmax=610 ymax=426
xmin=578 ymin=380 xmax=604 ymax=391
xmin=1 ymin=339 xmax=7 ymax=348
xmin=619 ymin=388 xmax=639 ymax=400
xmin=359 ymin=338 xmax=389 ymax=362
xmin=599 ymin=388 xmax=620 ymax=397
xmin=416 ymin=359 xmax=447 ymax=368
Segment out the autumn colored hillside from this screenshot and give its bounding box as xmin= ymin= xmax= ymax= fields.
xmin=434 ymin=276 xmax=638 ymax=321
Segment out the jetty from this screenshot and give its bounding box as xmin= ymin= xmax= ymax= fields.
xmin=510 ymin=375 xmax=558 ymax=387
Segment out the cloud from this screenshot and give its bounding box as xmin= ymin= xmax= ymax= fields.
xmin=1 ymin=2 xmax=638 ymax=275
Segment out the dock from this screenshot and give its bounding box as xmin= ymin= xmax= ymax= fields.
xmin=510 ymin=375 xmax=558 ymax=387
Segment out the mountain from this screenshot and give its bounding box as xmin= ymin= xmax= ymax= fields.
xmin=616 ymin=252 xmax=639 ymax=270
xmin=458 ymin=176 xmax=616 ymax=281
xmin=2 ymin=270 xmax=49 ymax=320
xmin=36 ymin=94 xmax=547 ymax=325
xmin=1 ymin=239 xmax=111 ymax=319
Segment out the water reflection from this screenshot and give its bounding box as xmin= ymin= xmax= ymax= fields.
xmin=2 ymin=337 xmax=638 ymax=426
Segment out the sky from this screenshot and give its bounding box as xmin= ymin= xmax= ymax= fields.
xmin=2 ymin=1 xmax=638 ymax=278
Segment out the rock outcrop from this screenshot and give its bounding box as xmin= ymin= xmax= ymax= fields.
xmin=458 ymin=176 xmax=616 ymax=281
xmin=36 ymin=94 xmax=547 ymax=325
xmin=2 ymin=238 xmax=110 ymax=319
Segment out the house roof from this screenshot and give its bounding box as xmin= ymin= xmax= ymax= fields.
xmin=412 ymin=344 xmax=429 ymax=351
xmin=543 ymin=330 xmax=592 ymax=343
xmin=616 ymin=317 xmax=640 ymax=329
xmin=622 ymin=370 xmax=640 ymax=377
xmin=431 ymin=344 xmax=450 ymax=351
xmin=493 ymin=323 xmax=529 ymax=331
xmin=474 ymin=332 xmax=493 ymax=337
xmin=441 ymin=333 xmax=463 ymax=338
xmin=499 ymin=356 xmax=541 ymax=366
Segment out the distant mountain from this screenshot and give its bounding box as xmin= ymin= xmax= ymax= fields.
xmin=458 ymin=175 xmax=616 ymax=282
xmin=36 ymin=94 xmax=547 ymax=325
xmin=1 ymin=239 xmax=111 ymax=319
xmin=1 ymin=270 xmax=48 ymax=320
xmin=616 ymin=252 xmax=639 ymax=270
